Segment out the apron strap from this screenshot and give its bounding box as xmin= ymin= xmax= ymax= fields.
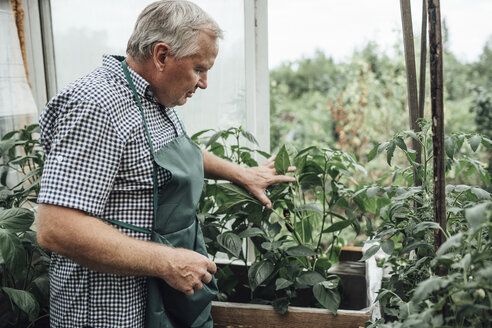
xmin=169 ymin=107 xmax=187 ymax=136
xmin=106 ymin=218 xmax=152 ymax=235
xmin=121 ymin=60 xmax=159 ymax=229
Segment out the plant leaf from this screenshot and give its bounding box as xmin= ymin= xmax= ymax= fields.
xmin=465 ymin=203 xmax=492 ymax=231
xmin=445 ymin=136 xmax=455 ymax=160
xmin=470 ymin=187 xmax=491 ymax=201
xmin=275 ymin=278 xmax=294 ymax=290
xmin=368 ymin=144 xmax=379 ymax=162
xmin=386 ymin=142 xmax=396 ymax=166
xmin=381 ymin=239 xmax=394 ymax=255
xmin=468 ymin=135 xmax=482 ymax=152
xmin=360 ymin=244 xmax=380 ymax=261
xmin=205 ymin=130 xmax=223 ymax=147
xmin=261 ymin=241 xmax=283 ymax=251
xmin=240 ymin=129 xmax=259 ymax=146
xmin=295 ymin=271 xmax=325 ymax=288
xmin=1 ymin=287 xmax=39 ymax=322
xmin=313 ymin=282 xmax=340 ymax=314
xmin=0 ymin=229 xmax=26 ymax=273
xmin=285 ymin=245 xmax=317 ymax=257
xmin=0 ymin=208 xmax=35 ymax=232
xmin=274 ymin=145 xmax=291 ymax=175
xmin=366 ymin=187 xmax=379 ymax=198
xmin=395 ymin=136 xmax=407 ymax=151
xmin=272 ymin=297 xmax=289 ymax=315
xmin=217 ymin=232 xmax=242 ymax=258
xmin=412 ymin=276 xmax=450 ymax=303
xmin=0 ymin=139 xmax=16 ymax=156
xmin=294 ymin=203 xmax=322 ymax=214
xmin=238 ymin=227 xmax=266 ymax=238
xmin=190 ymin=129 xmax=213 ymax=143
xmin=248 ymin=260 xmax=274 ymax=291
xmin=413 ymin=221 xmax=441 ymax=235
xmin=323 ymin=219 xmax=353 ymax=234
xmin=436 ymin=233 xmax=463 ymax=257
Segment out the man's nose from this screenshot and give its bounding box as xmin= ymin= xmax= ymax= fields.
xmin=197 ymin=72 xmax=207 ymax=89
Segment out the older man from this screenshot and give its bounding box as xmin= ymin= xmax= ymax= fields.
xmin=36 ymin=1 xmax=294 ymax=327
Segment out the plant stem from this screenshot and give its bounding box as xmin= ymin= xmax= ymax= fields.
xmin=316 ymin=164 xmax=328 ymax=252
xmin=235 ymin=130 xmax=241 ymax=165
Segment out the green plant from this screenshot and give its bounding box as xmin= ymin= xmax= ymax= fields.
xmin=360 ymin=121 xmax=491 ymax=327
xmin=0 ymin=124 xmax=49 ymax=328
xmin=369 ymin=202 xmax=492 ymax=328
xmin=194 ymin=127 xmax=367 ymax=314
xmin=0 ymin=124 xmax=44 ymax=208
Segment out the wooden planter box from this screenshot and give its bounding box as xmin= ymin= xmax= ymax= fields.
xmin=212 ymin=247 xmax=381 ymax=328
xmin=212 ymin=302 xmax=370 ymax=328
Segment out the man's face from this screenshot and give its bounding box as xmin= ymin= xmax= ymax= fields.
xmin=152 ymin=30 xmax=218 ymax=108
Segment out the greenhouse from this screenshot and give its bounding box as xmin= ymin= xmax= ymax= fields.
xmin=0 ymin=0 xmax=491 ymax=327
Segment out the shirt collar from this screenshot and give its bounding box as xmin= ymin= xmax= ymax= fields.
xmin=102 ymin=55 xmax=155 ymax=99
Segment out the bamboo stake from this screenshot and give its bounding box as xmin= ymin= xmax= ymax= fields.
xmin=418 ymin=0 xmax=427 ymax=119
xmin=427 ymin=0 xmax=447 ymax=251
xmin=400 ymin=0 xmax=422 ymax=185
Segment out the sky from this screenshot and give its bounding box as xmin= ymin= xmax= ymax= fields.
xmin=268 ymin=0 xmax=492 ymax=68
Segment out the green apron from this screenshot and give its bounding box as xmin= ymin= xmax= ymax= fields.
xmin=113 ymin=60 xmax=218 ymax=328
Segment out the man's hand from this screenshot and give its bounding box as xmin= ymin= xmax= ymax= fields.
xmin=202 ymin=150 xmax=296 ymax=209
xmin=37 ymin=204 xmax=216 ymax=294
xmin=160 ymin=247 xmax=217 ymax=296
xmin=240 ymin=156 xmax=296 ymax=209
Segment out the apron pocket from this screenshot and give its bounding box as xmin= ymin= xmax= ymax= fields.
xmin=147 ymin=219 xmax=218 ymax=327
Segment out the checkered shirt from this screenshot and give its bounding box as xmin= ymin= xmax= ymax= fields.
xmin=38 ymin=55 xmax=184 ymax=327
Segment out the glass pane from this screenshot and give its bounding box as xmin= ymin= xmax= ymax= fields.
xmin=50 ymin=0 xmax=245 ymax=135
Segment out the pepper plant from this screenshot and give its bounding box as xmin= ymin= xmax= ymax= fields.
xmin=0 ymin=124 xmax=50 ymax=328
xmin=193 ymin=127 xmax=368 ymax=314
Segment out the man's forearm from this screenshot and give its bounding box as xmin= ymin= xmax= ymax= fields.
xmin=202 ymin=148 xmax=245 ymax=183
xmin=36 ymin=204 xmax=216 ymax=295
xmin=37 ymin=204 xmax=168 ymax=277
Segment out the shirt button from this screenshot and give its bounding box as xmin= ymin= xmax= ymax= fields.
xmin=56 ymin=155 xmax=64 ymax=163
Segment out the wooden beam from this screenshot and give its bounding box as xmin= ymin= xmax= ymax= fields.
xmin=418 ymin=0 xmax=427 ymax=119
xmin=212 ymin=302 xmax=369 ymax=328
xmin=400 ymin=0 xmax=422 ymax=185
xmin=427 ymin=0 xmax=447 ymax=250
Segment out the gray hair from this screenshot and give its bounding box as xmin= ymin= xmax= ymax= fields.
xmin=127 ymin=0 xmax=223 ymax=62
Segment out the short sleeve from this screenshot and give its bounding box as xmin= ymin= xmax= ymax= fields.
xmin=38 ymin=98 xmax=125 ymax=215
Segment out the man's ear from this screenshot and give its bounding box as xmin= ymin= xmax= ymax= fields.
xmin=153 ymin=42 xmax=171 ymax=71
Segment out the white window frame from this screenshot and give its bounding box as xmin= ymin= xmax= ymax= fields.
xmin=22 ymin=0 xmax=57 ymax=112
xmin=244 ymin=0 xmax=270 ymax=153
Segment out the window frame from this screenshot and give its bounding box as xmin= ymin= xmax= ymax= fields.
xmin=29 ymin=0 xmax=270 ymax=149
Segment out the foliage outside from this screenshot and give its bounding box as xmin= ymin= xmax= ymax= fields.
xmin=270 ymin=39 xmax=492 ymax=188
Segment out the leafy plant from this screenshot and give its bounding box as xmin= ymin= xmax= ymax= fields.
xmin=194 ymin=127 xmax=367 ymax=314
xmin=369 ymin=202 xmax=492 ymax=328
xmin=361 ymin=121 xmax=491 ymax=327
xmin=0 ymin=124 xmax=44 ymax=208
xmin=0 ymin=125 xmax=49 ymax=328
